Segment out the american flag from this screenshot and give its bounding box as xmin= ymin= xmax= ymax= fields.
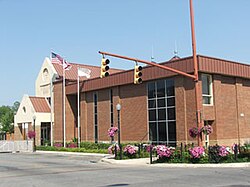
xmin=51 ymin=52 xmax=71 ymax=70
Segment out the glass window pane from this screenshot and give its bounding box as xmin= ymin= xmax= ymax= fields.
xmin=157 ymin=80 xmax=165 ymax=97
xmin=166 ymin=79 xmax=174 ymax=96
xmin=149 ymin=110 xmax=156 ymax=121
xmin=148 ymin=82 xmax=156 ymax=99
xmin=95 ymin=126 xmax=98 ymax=142
xmin=95 ymin=114 xmax=98 ymax=124
xmin=157 ymin=99 xmax=165 ymax=108
xmin=168 ymin=122 xmax=176 ymax=141
xmin=158 ymin=122 xmax=167 ymax=142
xmin=167 ymin=108 xmax=176 ymax=120
xmin=148 ymin=99 xmax=156 ymax=108
xmin=203 ymin=96 xmax=210 ymax=104
xmin=149 ymin=122 xmax=157 ymax=142
xmin=167 ymin=97 xmax=175 ymax=106
xmin=202 ymin=75 xmax=209 ymax=95
xmin=158 ymin=109 xmax=166 ymax=120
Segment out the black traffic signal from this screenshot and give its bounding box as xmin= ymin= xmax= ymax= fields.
xmin=134 ymin=65 xmax=142 ymax=84
xmin=100 ymin=58 xmax=110 ymax=78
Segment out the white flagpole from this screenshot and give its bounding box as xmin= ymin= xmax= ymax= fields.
xmin=50 ymin=52 xmax=53 ymax=147
xmin=63 ymin=60 xmax=66 ymax=148
xmin=77 ymin=68 xmax=80 ymax=148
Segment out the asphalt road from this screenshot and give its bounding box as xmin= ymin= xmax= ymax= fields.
xmin=0 ymin=153 xmax=249 ymax=187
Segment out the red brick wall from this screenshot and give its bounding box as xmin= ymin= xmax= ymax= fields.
xmin=54 ymin=82 xmax=77 ymax=143
xmin=53 ymin=74 xmax=250 ymax=146
xmin=119 ymin=83 xmax=148 ymax=142
xmin=82 ymin=84 xmax=148 ymax=143
xmin=54 ymin=82 xmax=63 ymax=143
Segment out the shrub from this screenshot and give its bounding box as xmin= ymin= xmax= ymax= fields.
xmin=156 ymin=145 xmax=174 ymax=162
xmin=189 ymin=146 xmax=205 ymax=163
xmin=67 ymin=142 xmax=77 ymax=148
xmin=123 ymin=145 xmax=138 ymax=158
xmin=54 ymin=142 xmax=63 ymax=147
xmin=80 ymin=142 xmax=110 ymax=150
xmin=208 ymin=145 xmax=230 ymax=163
xmin=108 ymin=144 xmax=120 ymax=154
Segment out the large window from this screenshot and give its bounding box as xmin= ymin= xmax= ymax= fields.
xmin=147 ymin=79 xmax=176 ymax=145
xmin=110 ymin=89 xmax=114 ymax=142
xmin=110 ymin=89 xmax=114 ymax=127
xmin=202 ymin=74 xmax=213 ymax=105
xmin=94 ymin=93 xmax=98 ymax=143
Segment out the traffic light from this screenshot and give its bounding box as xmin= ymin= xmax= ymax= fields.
xmin=100 ymin=58 xmax=110 ymax=78
xmin=134 ymin=65 xmax=142 ymax=84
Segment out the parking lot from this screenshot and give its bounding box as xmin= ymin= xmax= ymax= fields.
xmin=0 ymin=152 xmax=249 ymax=187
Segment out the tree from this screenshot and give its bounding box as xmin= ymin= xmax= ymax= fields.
xmin=0 ymin=101 xmax=19 ymax=134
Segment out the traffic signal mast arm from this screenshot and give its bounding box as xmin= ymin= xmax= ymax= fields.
xmin=99 ymin=51 xmax=196 ymax=80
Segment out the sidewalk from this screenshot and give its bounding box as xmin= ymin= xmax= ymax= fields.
xmin=36 ymin=151 xmax=250 ymax=168
xmin=101 ymin=156 xmax=250 ymax=168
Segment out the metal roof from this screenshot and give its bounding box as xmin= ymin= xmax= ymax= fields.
xmin=29 ymin=97 xmax=50 ymax=113
xmin=52 ymin=62 xmax=123 ymax=81
xmin=65 ymin=55 xmax=250 ymax=94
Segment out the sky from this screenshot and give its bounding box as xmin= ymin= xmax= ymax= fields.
xmin=1 ymin=0 xmax=250 ymax=106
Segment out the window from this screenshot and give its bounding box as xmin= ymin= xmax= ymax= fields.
xmin=110 ymin=89 xmax=114 ymax=142
xmin=110 ymin=89 xmax=114 ymax=127
xmin=94 ymin=93 xmax=98 ymax=143
xmin=147 ymin=78 xmax=176 ymax=145
xmin=202 ymin=74 xmax=213 ymax=105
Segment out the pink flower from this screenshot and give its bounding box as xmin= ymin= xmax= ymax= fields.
xmin=108 ymin=127 xmax=118 ymax=137
xmin=156 ymin=145 xmax=174 ymax=158
xmin=123 ymin=145 xmax=138 ymax=156
xmin=27 ymin=131 xmax=36 ymax=139
xmin=219 ymin=146 xmax=229 ymax=157
xmin=189 ymin=127 xmax=200 ymax=138
xmin=108 ymin=144 xmax=120 ymax=154
xmin=189 ymin=146 xmax=205 ymax=159
xmin=201 ymin=125 xmax=213 ymax=135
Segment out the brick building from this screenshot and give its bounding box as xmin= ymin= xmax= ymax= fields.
xmin=15 ymin=55 xmax=250 ymax=146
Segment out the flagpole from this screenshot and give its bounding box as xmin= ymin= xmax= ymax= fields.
xmin=50 ymin=51 xmax=54 ymax=147
xmin=77 ymin=67 xmax=81 ymax=148
xmin=63 ymin=60 xmax=66 ymax=148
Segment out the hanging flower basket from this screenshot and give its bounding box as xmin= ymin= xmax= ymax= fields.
xmin=27 ymin=131 xmax=36 ymax=139
xmin=108 ymin=127 xmax=118 ymax=138
xmin=189 ymin=127 xmax=200 ymax=138
xmin=201 ymin=125 xmax=213 ymax=135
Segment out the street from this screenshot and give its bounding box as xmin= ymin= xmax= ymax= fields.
xmin=0 ymin=153 xmax=249 ymax=187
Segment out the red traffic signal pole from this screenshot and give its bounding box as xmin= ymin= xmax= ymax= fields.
xmin=190 ymin=0 xmax=202 ymax=146
xmin=99 ymin=0 xmax=202 ymax=146
xmin=99 ymin=51 xmax=196 ymax=80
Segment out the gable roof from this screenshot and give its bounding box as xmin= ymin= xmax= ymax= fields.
xmin=29 ymin=97 xmax=50 ymax=113
xmin=52 ymin=62 xmax=124 ymax=81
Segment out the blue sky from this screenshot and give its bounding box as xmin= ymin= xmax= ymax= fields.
xmin=1 ymin=0 xmax=250 ymax=106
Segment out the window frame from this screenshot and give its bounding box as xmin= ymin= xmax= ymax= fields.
xmin=202 ymin=74 xmax=213 ymax=106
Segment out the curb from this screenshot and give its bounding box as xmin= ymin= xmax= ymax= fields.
xmin=35 ymin=150 xmax=109 ymax=157
xmin=101 ymin=157 xmax=250 ymax=168
xmin=34 ymin=151 xmax=250 ymax=168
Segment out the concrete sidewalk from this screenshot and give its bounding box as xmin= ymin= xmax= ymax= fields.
xmin=36 ymin=151 xmax=250 ymax=168
xmin=101 ymin=156 xmax=250 ymax=168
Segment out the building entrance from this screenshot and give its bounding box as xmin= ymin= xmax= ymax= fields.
xmin=41 ymin=123 xmax=51 ymax=146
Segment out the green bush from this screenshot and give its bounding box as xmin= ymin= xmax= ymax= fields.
xmin=208 ymin=145 xmax=221 ymax=163
xmin=80 ymin=142 xmax=111 ymax=150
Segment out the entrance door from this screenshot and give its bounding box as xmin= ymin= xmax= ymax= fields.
xmin=41 ymin=123 xmax=51 ymax=146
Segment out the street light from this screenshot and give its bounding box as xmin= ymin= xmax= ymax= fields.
xmin=33 ymin=115 xmax=36 ymax=152
xmin=116 ymin=103 xmax=122 ymax=160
